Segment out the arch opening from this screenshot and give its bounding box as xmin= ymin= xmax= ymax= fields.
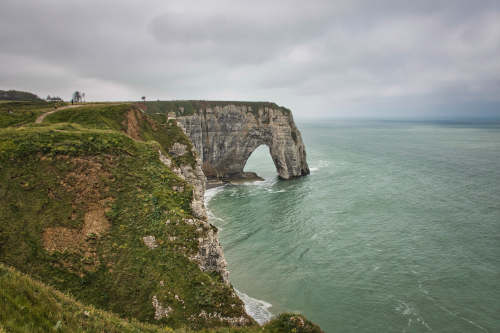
xmin=243 ymin=144 xmax=277 ymax=180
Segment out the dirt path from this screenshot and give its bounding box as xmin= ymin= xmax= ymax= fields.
xmin=35 ymin=104 xmax=86 ymax=124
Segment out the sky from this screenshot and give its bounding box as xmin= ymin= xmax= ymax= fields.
xmin=1 ymin=0 xmax=499 ymax=119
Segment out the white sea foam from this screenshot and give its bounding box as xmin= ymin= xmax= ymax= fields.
xmin=395 ymin=300 xmax=431 ymax=331
xmin=204 ymin=186 xmax=226 ymax=203
xmin=207 ymin=209 xmax=224 ymax=224
xmin=204 ymin=187 xmax=227 ymax=228
xmin=242 ymin=177 xmax=277 ymax=188
xmin=205 ymin=186 xmax=274 ymax=325
xmin=235 ymin=289 xmax=273 ymax=325
xmin=309 ymin=159 xmax=330 ymax=173
xmin=425 ymin=292 xmax=488 ymax=332
xmin=240 ymin=179 xmax=268 ymax=186
xmin=266 ymin=188 xmax=287 ymax=194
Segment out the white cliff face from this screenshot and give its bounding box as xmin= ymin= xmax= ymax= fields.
xmin=158 ymin=150 xmax=229 ymax=283
xmin=151 ymin=102 xmax=309 ymax=284
xmin=176 ymin=104 xmax=309 ymax=180
xmin=158 ymin=149 xmax=206 ymax=220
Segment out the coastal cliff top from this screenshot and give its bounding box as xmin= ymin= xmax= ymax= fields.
xmin=144 ymin=100 xmax=291 ymax=117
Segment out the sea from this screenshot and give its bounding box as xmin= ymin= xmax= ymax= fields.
xmin=204 ymin=120 xmax=500 ymax=333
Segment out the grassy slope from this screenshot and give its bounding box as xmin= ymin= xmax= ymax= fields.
xmin=0 ymin=263 xmax=172 ymax=333
xmin=43 ymin=104 xmax=132 ymax=132
xmin=0 ymin=101 xmax=66 ymax=128
xmin=44 ymin=103 xmax=196 ymax=168
xmin=0 ymin=121 xmax=246 ymax=329
xmin=0 ymin=102 xmax=322 ymax=332
xmin=0 ymin=263 xmax=321 ymax=333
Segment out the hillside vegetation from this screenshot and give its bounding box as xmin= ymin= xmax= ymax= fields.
xmin=0 ymin=263 xmax=171 ymax=333
xmin=0 ymin=100 xmax=322 ymax=332
xmin=144 ymin=101 xmax=291 ymax=118
xmin=0 ymin=89 xmax=42 ymax=102
xmin=0 ymin=101 xmax=66 ymax=128
xmin=0 ymin=263 xmax=321 ymax=333
xmin=43 ymin=104 xmax=196 ymax=168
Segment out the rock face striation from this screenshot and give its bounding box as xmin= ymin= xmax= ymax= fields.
xmin=158 ymin=149 xmax=229 ymax=284
xmin=172 ymin=103 xmax=310 ymax=180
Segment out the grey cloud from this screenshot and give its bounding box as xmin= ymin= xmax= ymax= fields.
xmin=0 ymin=0 xmax=499 ymax=118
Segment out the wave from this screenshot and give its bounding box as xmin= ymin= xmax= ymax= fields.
xmin=309 ymin=159 xmax=329 ymax=173
xmin=204 ymin=187 xmax=226 ymax=225
xmin=395 ymin=300 xmax=431 ymax=331
xmin=205 ymin=186 xmax=226 ymax=203
xmin=235 ymin=289 xmax=273 ymax=325
xmin=239 ymin=177 xmax=277 ymax=188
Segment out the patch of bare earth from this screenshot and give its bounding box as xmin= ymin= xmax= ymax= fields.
xmin=42 ymin=156 xmax=115 ymax=273
xmin=43 ymin=228 xmax=81 ymax=253
xmin=82 ymin=200 xmax=112 ymax=236
xmin=124 ymin=109 xmax=143 ymax=140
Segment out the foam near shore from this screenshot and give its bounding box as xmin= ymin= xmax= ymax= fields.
xmin=204 ymin=187 xmax=274 ymax=325
xmin=235 ymin=289 xmax=273 ymax=325
xmin=204 ymin=186 xmax=226 ymax=202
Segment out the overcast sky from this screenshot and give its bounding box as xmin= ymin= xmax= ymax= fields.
xmin=1 ymin=0 xmax=499 ymax=119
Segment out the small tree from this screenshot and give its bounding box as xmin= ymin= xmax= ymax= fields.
xmin=81 ymin=92 xmax=86 ymax=103
xmin=72 ymin=91 xmax=81 ymax=103
xmin=141 ymin=96 xmax=146 ymax=103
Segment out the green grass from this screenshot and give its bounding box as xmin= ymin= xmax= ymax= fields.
xmin=144 ymin=101 xmax=291 ymax=118
xmin=0 ymin=101 xmax=66 ymax=128
xmin=0 ymin=124 xmax=246 ymax=329
xmin=44 ymin=104 xmax=197 ymax=168
xmin=0 ymin=263 xmax=173 ymax=333
xmin=0 ymin=263 xmax=322 ymax=333
xmin=44 ymin=104 xmax=132 ymax=131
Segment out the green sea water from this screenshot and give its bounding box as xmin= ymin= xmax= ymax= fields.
xmin=205 ymin=120 xmax=500 ymax=333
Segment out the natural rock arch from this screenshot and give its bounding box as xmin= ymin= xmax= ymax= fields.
xmin=175 ymin=103 xmax=309 ymax=180
xmin=241 ymin=144 xmax=274 ymax=175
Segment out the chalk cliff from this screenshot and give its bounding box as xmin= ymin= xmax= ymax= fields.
xmin=147 ymin=102 xmax=309 ymax=180
xmin=158 ymin=149 xmax=229 ymax=283
xmin=125 ymin=108 xmax=230 ymax=284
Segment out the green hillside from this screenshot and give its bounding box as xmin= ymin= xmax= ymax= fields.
xmin=0 ymin=101 xmax=66 ymax=128
xmin=0 ymin=263 xmax=321 ymax=333
xmin=0 ymin=101 xmax=322 ymax=332
xmin=0 ymin=263 xmax=171 ymax=333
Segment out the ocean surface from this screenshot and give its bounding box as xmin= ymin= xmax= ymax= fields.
xmin=205 ymin=120 xmax=500 ymax=333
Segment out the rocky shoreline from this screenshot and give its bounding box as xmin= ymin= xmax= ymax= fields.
xmin=206 ymin=172 xmax=265 ymax=189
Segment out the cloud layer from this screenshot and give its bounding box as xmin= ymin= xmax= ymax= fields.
xmin=1 ymin=0 xmax=499 ymax=118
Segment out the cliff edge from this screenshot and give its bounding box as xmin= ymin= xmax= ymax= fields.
xmin=144 ymin=101 xmax=310 ymax=180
